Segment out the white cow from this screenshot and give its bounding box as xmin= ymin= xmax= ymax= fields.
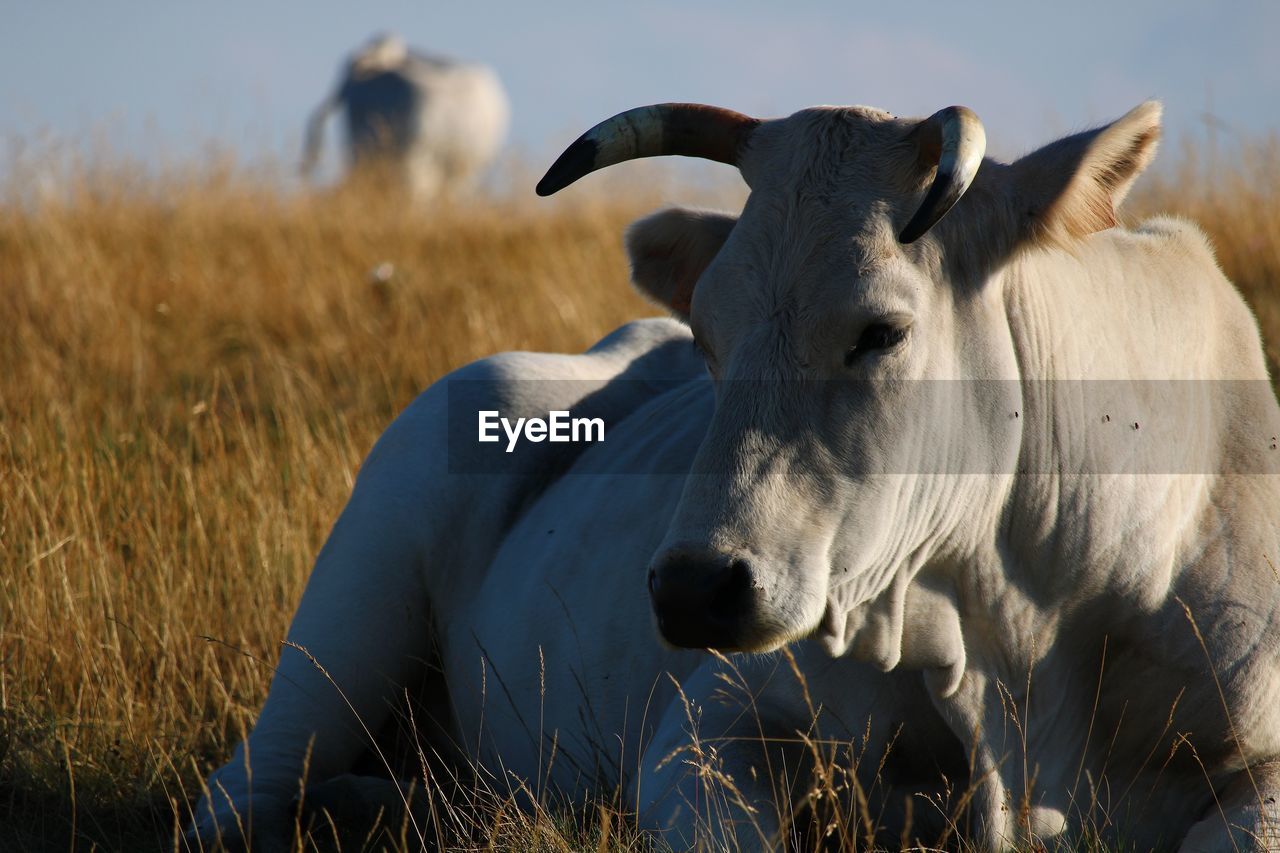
xmin=187 ymin=100 xmax=1280 ymax=852
xmin=301 ymin=33 xmax=509 ymax=202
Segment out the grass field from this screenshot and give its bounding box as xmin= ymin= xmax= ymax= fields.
xmin=1 ymin=136 xmax=1277 ymax=851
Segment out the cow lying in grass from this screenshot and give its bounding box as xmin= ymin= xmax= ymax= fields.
xmin=187 ymin=99 xmax=1280 ymax=851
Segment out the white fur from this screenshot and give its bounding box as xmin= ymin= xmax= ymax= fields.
xmin=190 ymin=102 xmax=1280 ymax=852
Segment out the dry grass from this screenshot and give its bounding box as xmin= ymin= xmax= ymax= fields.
xmin=0 ymin=135 xmax=1277 ymax=851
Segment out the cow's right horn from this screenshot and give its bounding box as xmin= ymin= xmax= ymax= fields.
xmin=536 ymin=103 xmax=759 ymax=196
xmin=898 ymin=106 xmax=986 ymax=244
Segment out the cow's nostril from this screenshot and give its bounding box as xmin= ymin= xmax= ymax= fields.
xmin=648 ymin=550 xmax=758 ymax=649
xmin=707 ymin=558 xmax=754 ymax=625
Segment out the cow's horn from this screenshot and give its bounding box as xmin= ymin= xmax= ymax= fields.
xmin=898 ymin=106 xmax=986 ymax=244
xmin=536 ymin=103 xmax=759 ymax=196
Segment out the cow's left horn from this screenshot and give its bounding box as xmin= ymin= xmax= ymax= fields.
xmin=536 ymin=103 xmax=759 ymax=196
xmin=898 ymin=106 xmax=986 ymax=244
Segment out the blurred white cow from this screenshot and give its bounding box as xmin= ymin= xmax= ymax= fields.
xmin=301 ymin=33 xmax=509 ymax=202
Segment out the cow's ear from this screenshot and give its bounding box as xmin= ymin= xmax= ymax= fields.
xmin=1010 ymin=100 xmax=1161 ymax=244
xmin=626 ymin=208 xmax=737 ymax=321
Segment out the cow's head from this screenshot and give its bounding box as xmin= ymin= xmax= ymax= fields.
xmin=539 ymin=101 xmax=1160 ymax=658
xmin=351 ymin=32 xmax=408 ymax=76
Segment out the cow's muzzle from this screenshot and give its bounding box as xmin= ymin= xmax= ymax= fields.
xmin=647 ymin=547 xmax=757 ymax=650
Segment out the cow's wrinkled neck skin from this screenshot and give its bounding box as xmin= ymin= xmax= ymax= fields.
xmin=915 ymin=222 xmax=1280 ymax=848
xmin=820 ymin=553 xmax=970 ymax=697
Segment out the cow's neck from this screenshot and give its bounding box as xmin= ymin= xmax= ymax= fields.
xmin=918 ymin=228 xmax=1280 ymax=845
xmin=994 ymin=233 xmax=1225 ymax=608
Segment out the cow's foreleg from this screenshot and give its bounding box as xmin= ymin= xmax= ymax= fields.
xmin=632 ymin=659 xmax=806 ymax=852
xmin=184 ymin=481 xmax=433 ymax=851
xmin=1180 ymin=761 xmax=1280 ymax=852
xmin=631 ymin=653 xmax=938 ymax=852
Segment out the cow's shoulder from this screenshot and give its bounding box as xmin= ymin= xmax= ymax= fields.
xmin=1128 ymin=214 xmax=1219 ymax=267
xmin=444 ymin=316 xmax=696 ymax=418
xmin=584 ymin=315 xmax=694 ymax=357
xmin=349 ymin=318 xmax=700 ymax=537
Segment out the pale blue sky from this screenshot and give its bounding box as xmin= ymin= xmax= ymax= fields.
xmin=2 ymin=1 xmax=1276 ymax=181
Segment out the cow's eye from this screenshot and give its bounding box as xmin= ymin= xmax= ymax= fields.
xmin=844 ymin=323 xmax=908 ymax=366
